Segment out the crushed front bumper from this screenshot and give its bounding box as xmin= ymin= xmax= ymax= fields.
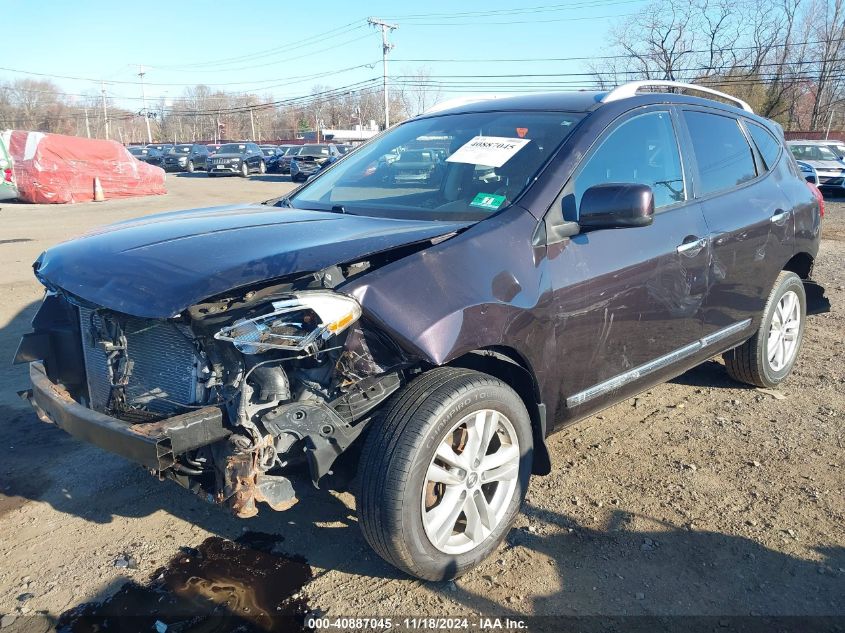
xmin=24 ymin=361 xmax=231 ymax=472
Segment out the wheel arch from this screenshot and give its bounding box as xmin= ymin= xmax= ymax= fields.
xmin=783 ymin=251 xmax=814 ymax=279
xmin=783 ymin=252 xmax=830 ymax=315
xmin=447 ymin=346 xmax=552 ymax=476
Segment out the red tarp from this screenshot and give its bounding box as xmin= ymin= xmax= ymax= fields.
xmin=6 ymin=131 xmax=167 ymax=204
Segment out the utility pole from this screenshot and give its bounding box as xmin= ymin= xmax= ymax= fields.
xmin=368 ymin=17 xmax=398 ymax=129
xmin=84 ymin=106 xmax=91 ymax=138
xmin=138 ymin=65 xmax=153 ymax=143
xmin=101 ymin=81 xmax=110 ymax=140
xmin=250 ymin=107 xmax=256 ymax=141
xmin=825 ymin=108 xmax=836 ymax=139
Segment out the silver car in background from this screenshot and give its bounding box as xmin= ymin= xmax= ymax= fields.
xmin=787 ymin=140 xmax=845 ymax=191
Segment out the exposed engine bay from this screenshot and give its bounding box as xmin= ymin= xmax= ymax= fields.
xmin=19 ymin=258 xmax=419 ymax=518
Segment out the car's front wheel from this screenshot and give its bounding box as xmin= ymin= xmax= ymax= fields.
xmin=186 ymin=160 xmax=194 ymax=173
xmin=724 ymin=271 xmax=806 ymax=388
xmin=240 ymin=161 xmax=249 ymax=177
xmin=259 ymin=160 xmax=267 ymax=174
xmin=358 ymin=368 xmax=532 ymax=581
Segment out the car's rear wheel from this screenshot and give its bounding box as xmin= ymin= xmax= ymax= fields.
xmin=358 ymin=367 xmax=532 ymax=581
xmin=240 ymin=161 xmax=249 ymax=177
xmin=723 ymin=271 xmax=806 ymax=388
xmin=187 ymin=160 xmax=194 ymax=173
xmin=259 ymin=160 xmax=266 ymax=174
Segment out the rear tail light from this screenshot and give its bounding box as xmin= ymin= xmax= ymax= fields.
xmin=3 ymin=168 xmax=11 ymax=183
xmin=806 ymin=181 xmax=824 ymax=218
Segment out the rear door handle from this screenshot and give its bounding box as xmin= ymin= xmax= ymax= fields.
xmin=677 ymin=237 xmax=707 ymax=257
xmin=771 ymin=209 xmax=791 ymax=225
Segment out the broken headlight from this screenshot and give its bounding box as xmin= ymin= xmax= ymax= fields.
xmin=213 ymin=291 xmax=361 ymax=354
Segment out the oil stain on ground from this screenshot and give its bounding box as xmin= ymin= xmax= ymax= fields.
xmin=57 ymin=532 xmax=313 ymax=633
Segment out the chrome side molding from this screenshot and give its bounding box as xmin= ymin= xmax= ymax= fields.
xmin=566 ymin=318 xmax=752 ymax=408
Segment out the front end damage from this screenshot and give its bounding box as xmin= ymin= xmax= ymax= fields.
xmin=16 ymin=265 xmax=414 ymax=518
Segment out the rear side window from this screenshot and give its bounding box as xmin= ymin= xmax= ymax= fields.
xmin=683 ymin=111 xmax=757 ymax=196
xmin=746 ymin=122 xmax=782 ymax=170
xmin=574 ymin=111 xmax=685 ymax=210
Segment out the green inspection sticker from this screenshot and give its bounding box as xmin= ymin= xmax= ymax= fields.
xmin=469 ymin=192 xmax=506 ymax=210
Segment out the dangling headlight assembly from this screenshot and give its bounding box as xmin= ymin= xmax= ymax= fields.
xmin=214 ymin=291 xmax=361 ymax=355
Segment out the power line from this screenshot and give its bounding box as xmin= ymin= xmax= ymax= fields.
xmin=384 ymin=0 xmax=643 ymax=20
xmin=156 ymin=21 xmax=365 ymax=70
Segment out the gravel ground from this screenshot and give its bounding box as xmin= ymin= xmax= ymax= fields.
xmin=0 ymin=175 xmax=842 ymax=630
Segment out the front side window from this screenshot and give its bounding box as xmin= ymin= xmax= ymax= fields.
xmin=574 ymin=111 xmax=685 ymax=210
xmin=746 ymin=122 xmax=782 ymax=170
xmin=684 ymin=111 xmax=757 ymax=196
xmin=289 ymin=111 xmax=582 ymax=221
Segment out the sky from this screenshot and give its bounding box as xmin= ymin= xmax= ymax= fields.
xmin=2 ymin=0 xmax=646 ymax=111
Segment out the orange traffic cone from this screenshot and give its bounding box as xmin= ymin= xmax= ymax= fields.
xmin=93 ymin=177 xmax=105 ymax=202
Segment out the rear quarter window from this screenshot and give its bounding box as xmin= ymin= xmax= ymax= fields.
xmin=746 ymin=122 xmax=782 ymax=170
xmin=683 ymin=111 xmax=757 ymax=196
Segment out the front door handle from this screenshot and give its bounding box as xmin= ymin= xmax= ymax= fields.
xmin=771 ymin=209 xmax=791 ymax=225
xmin=677 ymin=237 xmax=707 ymax=257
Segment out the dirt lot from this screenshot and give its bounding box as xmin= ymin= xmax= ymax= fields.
xmin=0 ymin=174 xmax=842 ymax=631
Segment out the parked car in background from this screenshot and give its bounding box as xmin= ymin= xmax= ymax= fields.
xmin=278 ymin=146 xmax=302 ymax=174
xmin=207 ymin=142 xmax=266 ymax=177
xmin=0 ymin=133 xmax=17 ymax=201
xmin=796 ymin=160 xmax=819 ymax=185
xmin=18 ymin=81 xmax=828 ymax=582
xmin=127 ymin=146 xmax=164 ymax=167
xmin=387 ymin=148 xmax=443 ymax=184
xmin=786 ymin=141 xmax=845 ymax=192
xmin=289 ymin=143 xmax=341 ymax=182
xmin=259 ymin=145 xmax=286 ymax=173
xmin=163 ymin=144 xmax=210 ymax=173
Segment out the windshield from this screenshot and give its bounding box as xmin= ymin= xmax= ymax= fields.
xmin=172 ymin=145 xmax=192 ymax=153
xmin=285 ymin=147 xmax=302 ymax=156
xmin=289 ymin=110 xmax=582 ymax=221
xmin=128 ymin=147 xmax=146 ymax=155
xmin=790 ymin=144 xmax=840 ymax=161
xmin=218 ymin=143 xmax=247 ymax=153
xmin=261 ymin=147 xmax=277 ymax=156
xmin=300 ymin=144 xmax=330 ymax=156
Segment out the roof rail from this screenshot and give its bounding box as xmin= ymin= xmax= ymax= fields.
xmin=601 ymin=80 xmax=753 ymax=113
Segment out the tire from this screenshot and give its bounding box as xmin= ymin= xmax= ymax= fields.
xmin=240 ymin=161 xmax=249 ymax=177
xmin=187 ymin=160 xmax=194 ymax=173
xmin=723 ymin=271 xmax=806 ymax=388
xmin=358 ymin=367 xmax=533 ymax=581
xmin=259 ymin=160 xmax=266 ymax=175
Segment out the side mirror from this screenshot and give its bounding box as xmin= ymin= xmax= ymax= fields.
xmin=578 ymin=183 xmax=655 ymax=230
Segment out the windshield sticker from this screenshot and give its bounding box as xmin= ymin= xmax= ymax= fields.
xmin=470 ymin=192 xmax=507 ymax=211
xmin=446 ymin=136 xmax=531 ymax=168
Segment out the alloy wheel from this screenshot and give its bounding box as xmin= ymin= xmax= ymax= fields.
xmin=767 ymin=289 xmax=801 ymax=371
xmin=421 ymin=409 xmax=520 ymax=555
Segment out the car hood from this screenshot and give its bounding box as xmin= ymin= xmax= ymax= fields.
xmin=800 ymin=159 xmax=844 ymax=170
xmin=35 ymin=204 xmax=470 ymax=319
xmin=209 ymin=152 xmax=244 ymax=159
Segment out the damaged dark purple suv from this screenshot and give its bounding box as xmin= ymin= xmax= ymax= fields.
xmin=16 ymin=82 xmax=828 ymax=580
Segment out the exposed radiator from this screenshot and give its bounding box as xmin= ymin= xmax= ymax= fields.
xmin=78 ymin=307 xmax=205 ymax=415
